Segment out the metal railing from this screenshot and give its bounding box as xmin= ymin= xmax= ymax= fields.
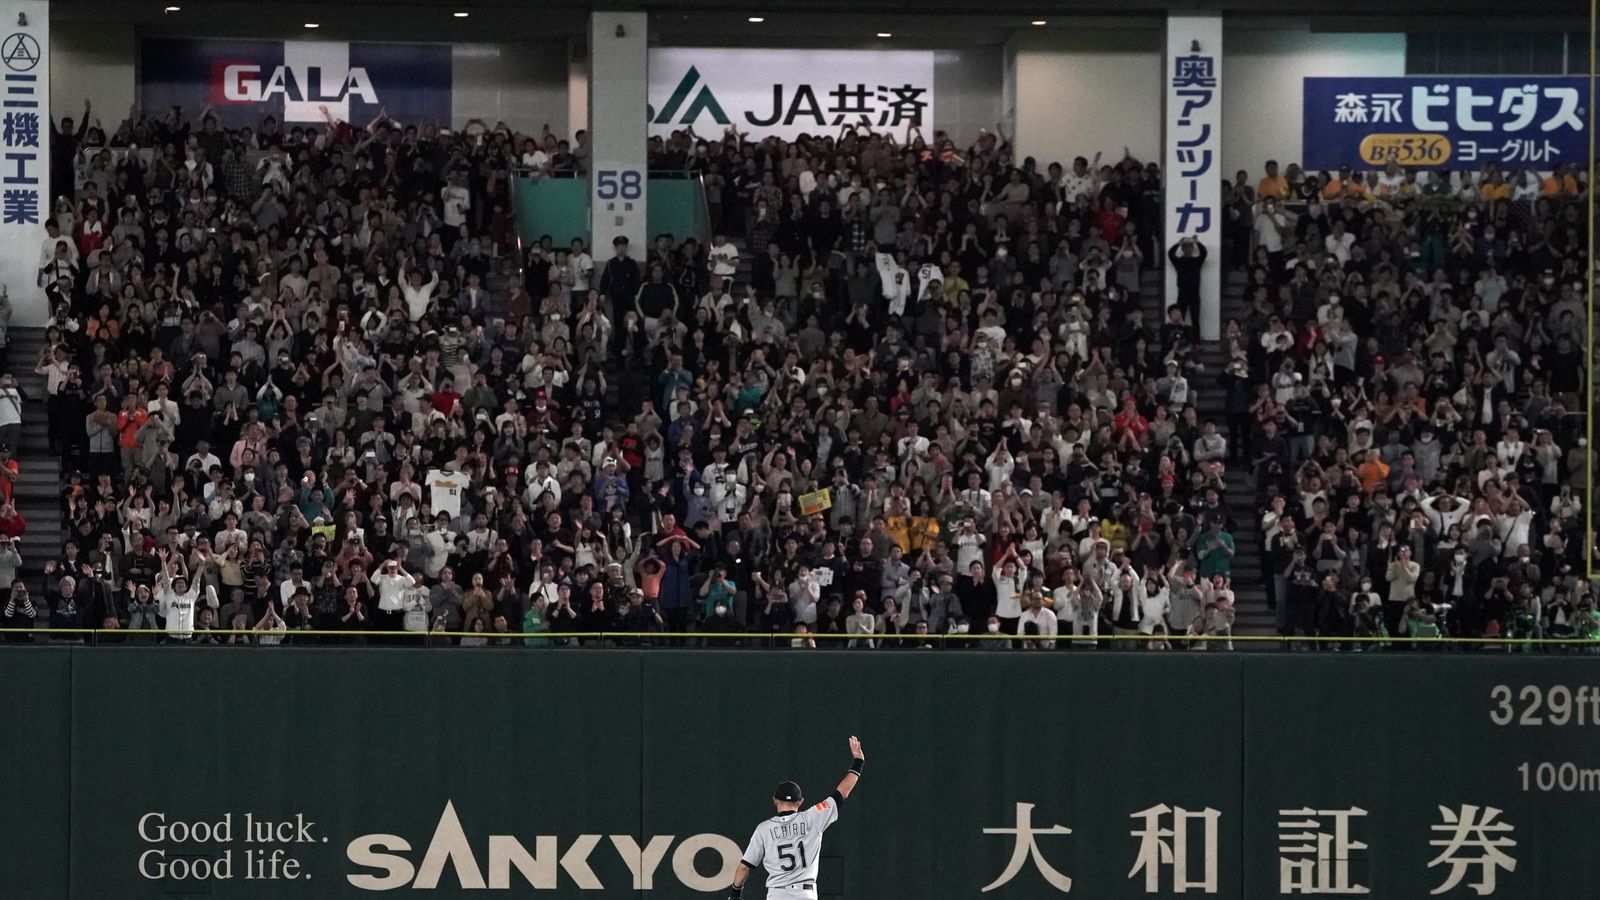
xmin=2 ymin=627 xmax=1597 ymax=651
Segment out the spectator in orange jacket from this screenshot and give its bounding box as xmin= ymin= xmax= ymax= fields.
xmin=1357 ymin=450 xmax=1391 ymax=494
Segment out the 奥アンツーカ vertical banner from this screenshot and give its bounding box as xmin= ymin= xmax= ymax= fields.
xmin=1163 ymin=13 xmax=1222 ymax=341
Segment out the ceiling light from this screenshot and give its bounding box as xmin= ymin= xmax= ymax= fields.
xmin=876 ymin=32 xmax=892 ymax=38
xmin=454 ymin=11 xmax=470 ymax=16
xmin=164 ymin=5 xmax=181 ymax=11
xmin=1031 ymin=19 xmax=1047 ymax=25
xmin=747 ymin=16 xmax=764 ymax=22
xmin=303 ymin=22 xmax=319 ymax=28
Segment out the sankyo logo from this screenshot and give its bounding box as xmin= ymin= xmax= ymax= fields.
xmin=345 ymin=800 xmax=743 ymax=891
xmin=648 ymin=66 xmax=730 ymax=126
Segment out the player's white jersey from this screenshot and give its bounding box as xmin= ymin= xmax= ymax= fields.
xmin=741 ymin=794 xmax=842 ymax=892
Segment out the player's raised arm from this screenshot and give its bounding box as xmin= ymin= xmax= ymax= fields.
xmin=835 ymin=735 xmax=865 ymax=800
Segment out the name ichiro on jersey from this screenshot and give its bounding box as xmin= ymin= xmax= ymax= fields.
xmin=770 ymin=820 xmax=810 ymax=841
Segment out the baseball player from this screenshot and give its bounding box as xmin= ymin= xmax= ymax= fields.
xmin=726 ymin=736 xmax=865 ymax=900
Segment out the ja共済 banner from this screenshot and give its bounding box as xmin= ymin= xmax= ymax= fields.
xmin=139 ymin=38 xmax=452 ymax=129
xmin=1302 ymin=76 xmax=1588 ymax=171
xmin=647 ymin=48 xmax=934 ymax=142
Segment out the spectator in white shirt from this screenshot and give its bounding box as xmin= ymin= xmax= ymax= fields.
xmin=1056 ymin=575 xmax=1101 ymax=646
xmin=708 ymin=235 xmax=739 ymax=279
xmin=0 ymin=373 xmax=22 ymax=452
xmin=441 ymin=174 xmax=471 ymax=229
xmin=1139 ymin=573 xmax=1172 ymax=636
xmin=156 ymin=555 xmax=217 ymax=640
xmin=1474 ymin=267 xmax=1507 ymax=313
xmin=992 ymin=545 xmax=1025 ymax=633
xmin=788 ymin=567 xmax=820 ymax=626
xmin=1060 ymin=153 xmax=1099 ymax=203
xmin=954 ymin=521 xmax=987 ymax=573
xmin=1252 ymin=198 xmax=1288 ymax=265
xmin=38 ymin=234 xmax=77 ymax=287
xmin=1495 ymin=426 xmax=1526 ymax=467
xmin=569 ymin=238 xmax=594 ymax=292
xmin=369 ymin=558 xmax=417 ymax=633
xmin=1324 ymin=220 xmax=1355 ymax=266
xmin=1017 ymin=590 xmax=1058 ymax=649
xmin=39 ymin=219 xmax=78 ymax=268
xmin=400 ymin=263 xmax=440 ymax=322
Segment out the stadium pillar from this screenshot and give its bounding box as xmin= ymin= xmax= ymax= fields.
xmin=588 ymin=11 xmax=649 ymax=255
xmin=1162 ymin=12 xmax=1222 ymax=342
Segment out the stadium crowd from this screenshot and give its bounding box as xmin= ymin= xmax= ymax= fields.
xmin=3 ymin=99 xmax=1595 ymax=649
xmin=1241 ymin=161 xmax=1593 ymax=645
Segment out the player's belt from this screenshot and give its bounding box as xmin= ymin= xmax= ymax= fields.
xmin=773 ymin=884 xmax=815 ymax=891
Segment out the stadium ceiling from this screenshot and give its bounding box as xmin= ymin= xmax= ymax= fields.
xmin=58 ymin=0 xmax=1585 ymax=44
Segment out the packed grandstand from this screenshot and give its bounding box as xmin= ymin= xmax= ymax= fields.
xmin=3 ymin=100 xmax=1592 ymax=649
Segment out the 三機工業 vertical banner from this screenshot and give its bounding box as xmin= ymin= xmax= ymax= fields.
xmin=0 ymin=0 xmax=48 ymax=324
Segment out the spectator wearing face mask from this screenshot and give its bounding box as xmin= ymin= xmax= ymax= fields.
xmin=980 ymin=615 xmax=1008 ymax=649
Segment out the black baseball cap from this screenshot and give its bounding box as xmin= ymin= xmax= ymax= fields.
xmin=773 ymin=781 xmax=803 ymax=803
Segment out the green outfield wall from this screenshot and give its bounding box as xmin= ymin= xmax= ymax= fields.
xmin=2 ymin=648 xmax=1597 ymax=898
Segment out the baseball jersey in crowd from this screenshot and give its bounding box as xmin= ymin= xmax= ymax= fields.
xmin=0 ymin=388 xmax=20 ymax=427
xmin=427 ymin=468 xmax=472 ymax=518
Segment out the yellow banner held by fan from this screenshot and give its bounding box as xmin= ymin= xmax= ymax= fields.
xmin=799 ymin=489 xmax=833 ymax=516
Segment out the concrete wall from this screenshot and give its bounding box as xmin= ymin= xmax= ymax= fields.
xmin=934 ymin=46 xmax=1005 ymax=146
xmin=450 ymin=42 xmax=569 ymax=135
xmin=1005 ymin=23 xmax=1407 ymax=178
xmin=567 ymin=41 xmax=589 ymax=137
xmin=51 ymin=21 xmax=136 ymax=127
xmin=1222 ymin=26 xmax=1406 ymax=177
xmin=1006 ymin=26 xmax=1165 ymax=169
